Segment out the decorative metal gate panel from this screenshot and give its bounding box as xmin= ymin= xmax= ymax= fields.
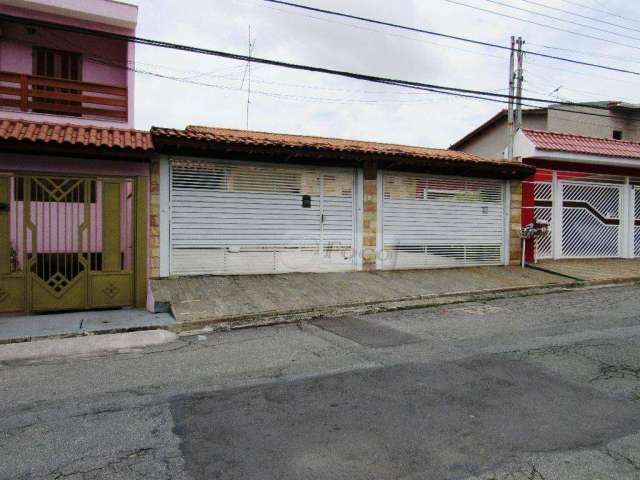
xmin=0 ymin=173 xmax=135 ymax=313
xmin=561 ymin=182 xmax=622 ymax=258
xmin=533 ymin=182 xmax=552 ymax=260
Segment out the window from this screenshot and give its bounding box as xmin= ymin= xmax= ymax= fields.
xmin=32 ymin=47 xmax=82 ymax=115
xmin=33 ymin=47 xmax=82 ymax=81
xmin=613 ymin=130 xmax=623 ymax=140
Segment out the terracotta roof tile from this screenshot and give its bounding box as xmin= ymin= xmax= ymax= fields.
xmin=523 ymin=128 xmax=640 ymax=160
xmin=0 ymin=118 xmax=153 ymax=151
xmin=152 ymin=126 xmax=530 ymax=172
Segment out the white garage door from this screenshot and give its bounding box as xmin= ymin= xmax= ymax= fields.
xmin=170 ymin=159 xmax=357 ymax=275
xmin=381 ymin=172 xmax=506 ymax=270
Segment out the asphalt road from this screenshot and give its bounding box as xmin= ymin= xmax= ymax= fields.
xmin=3 ymin=284 xmax=640 ymax=479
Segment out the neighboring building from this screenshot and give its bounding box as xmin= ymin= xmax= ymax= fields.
xmin=146 ymin=126 xmax=531 ymax=302
xmin=451 ymin=102 xmax=640 ymax=160
xmin=0 ymin=0 xmax=153 ymax=315
xmin=515 ymin=128 xmax=640 ymax=263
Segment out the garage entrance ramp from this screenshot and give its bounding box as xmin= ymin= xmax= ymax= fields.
xmin=151 ymin=267 xmax=571 ymax=326
xmin=534 ymin=259 xmax=640 ymax=284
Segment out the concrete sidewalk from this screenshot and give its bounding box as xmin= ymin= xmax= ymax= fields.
xmin=533 ymin=259 xmax=640 ymax=284
xmin=152 ymin=266 xmax=573 ymax=328
xmin=0 ymin=309 xmax=175 ymax=344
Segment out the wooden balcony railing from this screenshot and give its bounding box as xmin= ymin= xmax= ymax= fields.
xmin=0 ymin=71 xmax=128 ymax=122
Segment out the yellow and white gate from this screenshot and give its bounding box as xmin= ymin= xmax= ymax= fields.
xmin=0 ymin=173 xmax=140 ymax=313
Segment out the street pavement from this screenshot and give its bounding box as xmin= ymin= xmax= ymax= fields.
xmin=2 ymin=284 xmax=640 ymax=479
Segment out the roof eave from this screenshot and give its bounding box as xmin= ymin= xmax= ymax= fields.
xmin=152 ymin=135 xmax=533 ymax=180
xmin=0 ymin=138 xmax=153 ymax=159
xmin=523 ymin=148 xmax=640 ymax=169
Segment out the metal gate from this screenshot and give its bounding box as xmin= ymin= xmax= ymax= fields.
xmin=170 ymin=160 xmax=356 ymax=275
xmin=533 ymin=181 xmax=553 ymax=260
xmin=380 ymin=172 xmax=506 ymax=269
xmin=561 ymin=181 xmax=622 ymax=258
xmin=0 ymin=173 xmax=135 ymax=313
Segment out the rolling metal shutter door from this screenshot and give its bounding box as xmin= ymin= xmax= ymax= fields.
xmin=381 ymin=172 xmax=505 ymax=269
xmin=170 ymin=160 xmax=356 ymax=275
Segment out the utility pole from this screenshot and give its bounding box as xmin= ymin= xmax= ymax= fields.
xmin=507 ymin=36 xmax=525 ymax=161
xmin=515 ymin=36 xmax=525 ymax=132
xmin=506 ymin=36 xmax=516 ymax=161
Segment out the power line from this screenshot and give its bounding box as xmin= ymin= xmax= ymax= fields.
xmin=263 ymin=0 xmax=640 ymax=77
xmin=441 ymin=0 xmax=640 ymax=52
xmin=40 ymin=26 xmax=507 ymax=102
xmin=526 ymin=42 xmax=640 ymax=66
xmin=0 ymin=11 xmax=600 ymax=108
xmin=556 ymin=0 xmax=640 ymax=23
xmin=73 ymin=31 xmax=640 ymax=122
xmin=264 ymin=0 xmax=640 ymax=69
xmin=105 ymin=54 xmax=640 ymax=124
xmin=252 ymin=0 xmax=510 ymax=63
xmin=8 ymin=10 xmax=640 ymax=125
xmin=260 ymin=0 xmax=640 ymax=92
xmin=481 ymin=0 xmax=640 ymax=42
xmin=517 ymin=0 xmax=640 ymax=35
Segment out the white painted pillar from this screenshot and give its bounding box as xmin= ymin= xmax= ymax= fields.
xmin=622 ymin=178 xmax=634 ymax=258
xmin=503 ymin=180 xmax=511 ymax=266
xmin=552 ymin=171 xmax=563 ymax=259
xmin=376 ymin=169 xmax=384 ymax=270
xmin=354 ymin=168 xmax=364 ymax=271
xmin=632 ymin=185 xmax=638 ymax=258
xmin=159 ymin=157 xmax=171 ymax=277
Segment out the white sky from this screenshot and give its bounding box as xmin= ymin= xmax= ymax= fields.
xmin=125 ymin=0 xmax=640 ymax=148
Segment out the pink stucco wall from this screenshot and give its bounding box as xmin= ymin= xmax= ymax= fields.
xmin=0 ymin=4 xmax=135 ymax=126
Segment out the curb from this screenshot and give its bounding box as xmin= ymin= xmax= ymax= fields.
xmin=172 ymin=281 xmax=580 ymax=335
xmin=0 ymin=330 xmax=179 ymax=363
xmin=0 ymin=324 xmax=173 ymax=346
xmin=6 ymin=278 xmax=640 ymax=344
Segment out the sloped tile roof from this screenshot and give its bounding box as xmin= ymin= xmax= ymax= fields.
xmin=0 ymin=119 xmax=153 ymax=151
xmin=523 ymin=128 xmax=640 ymax=160
xmin=450 ymin=107 xmax=547 ymax=150
xmin=152 ymin=125 xmax=530 ymax=173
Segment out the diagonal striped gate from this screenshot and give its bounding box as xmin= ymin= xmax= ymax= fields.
xmin=561 ymin=181 xmax=622 ymax=258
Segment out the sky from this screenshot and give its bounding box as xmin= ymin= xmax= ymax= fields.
xmin=124 ymin=0 xmax=640 ymax=148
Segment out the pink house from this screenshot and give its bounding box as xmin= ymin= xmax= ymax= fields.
xmin=0 ymin=0 xmax=153 ymax=315
xmin=0 ymin=0 xmax=136 ymax=127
